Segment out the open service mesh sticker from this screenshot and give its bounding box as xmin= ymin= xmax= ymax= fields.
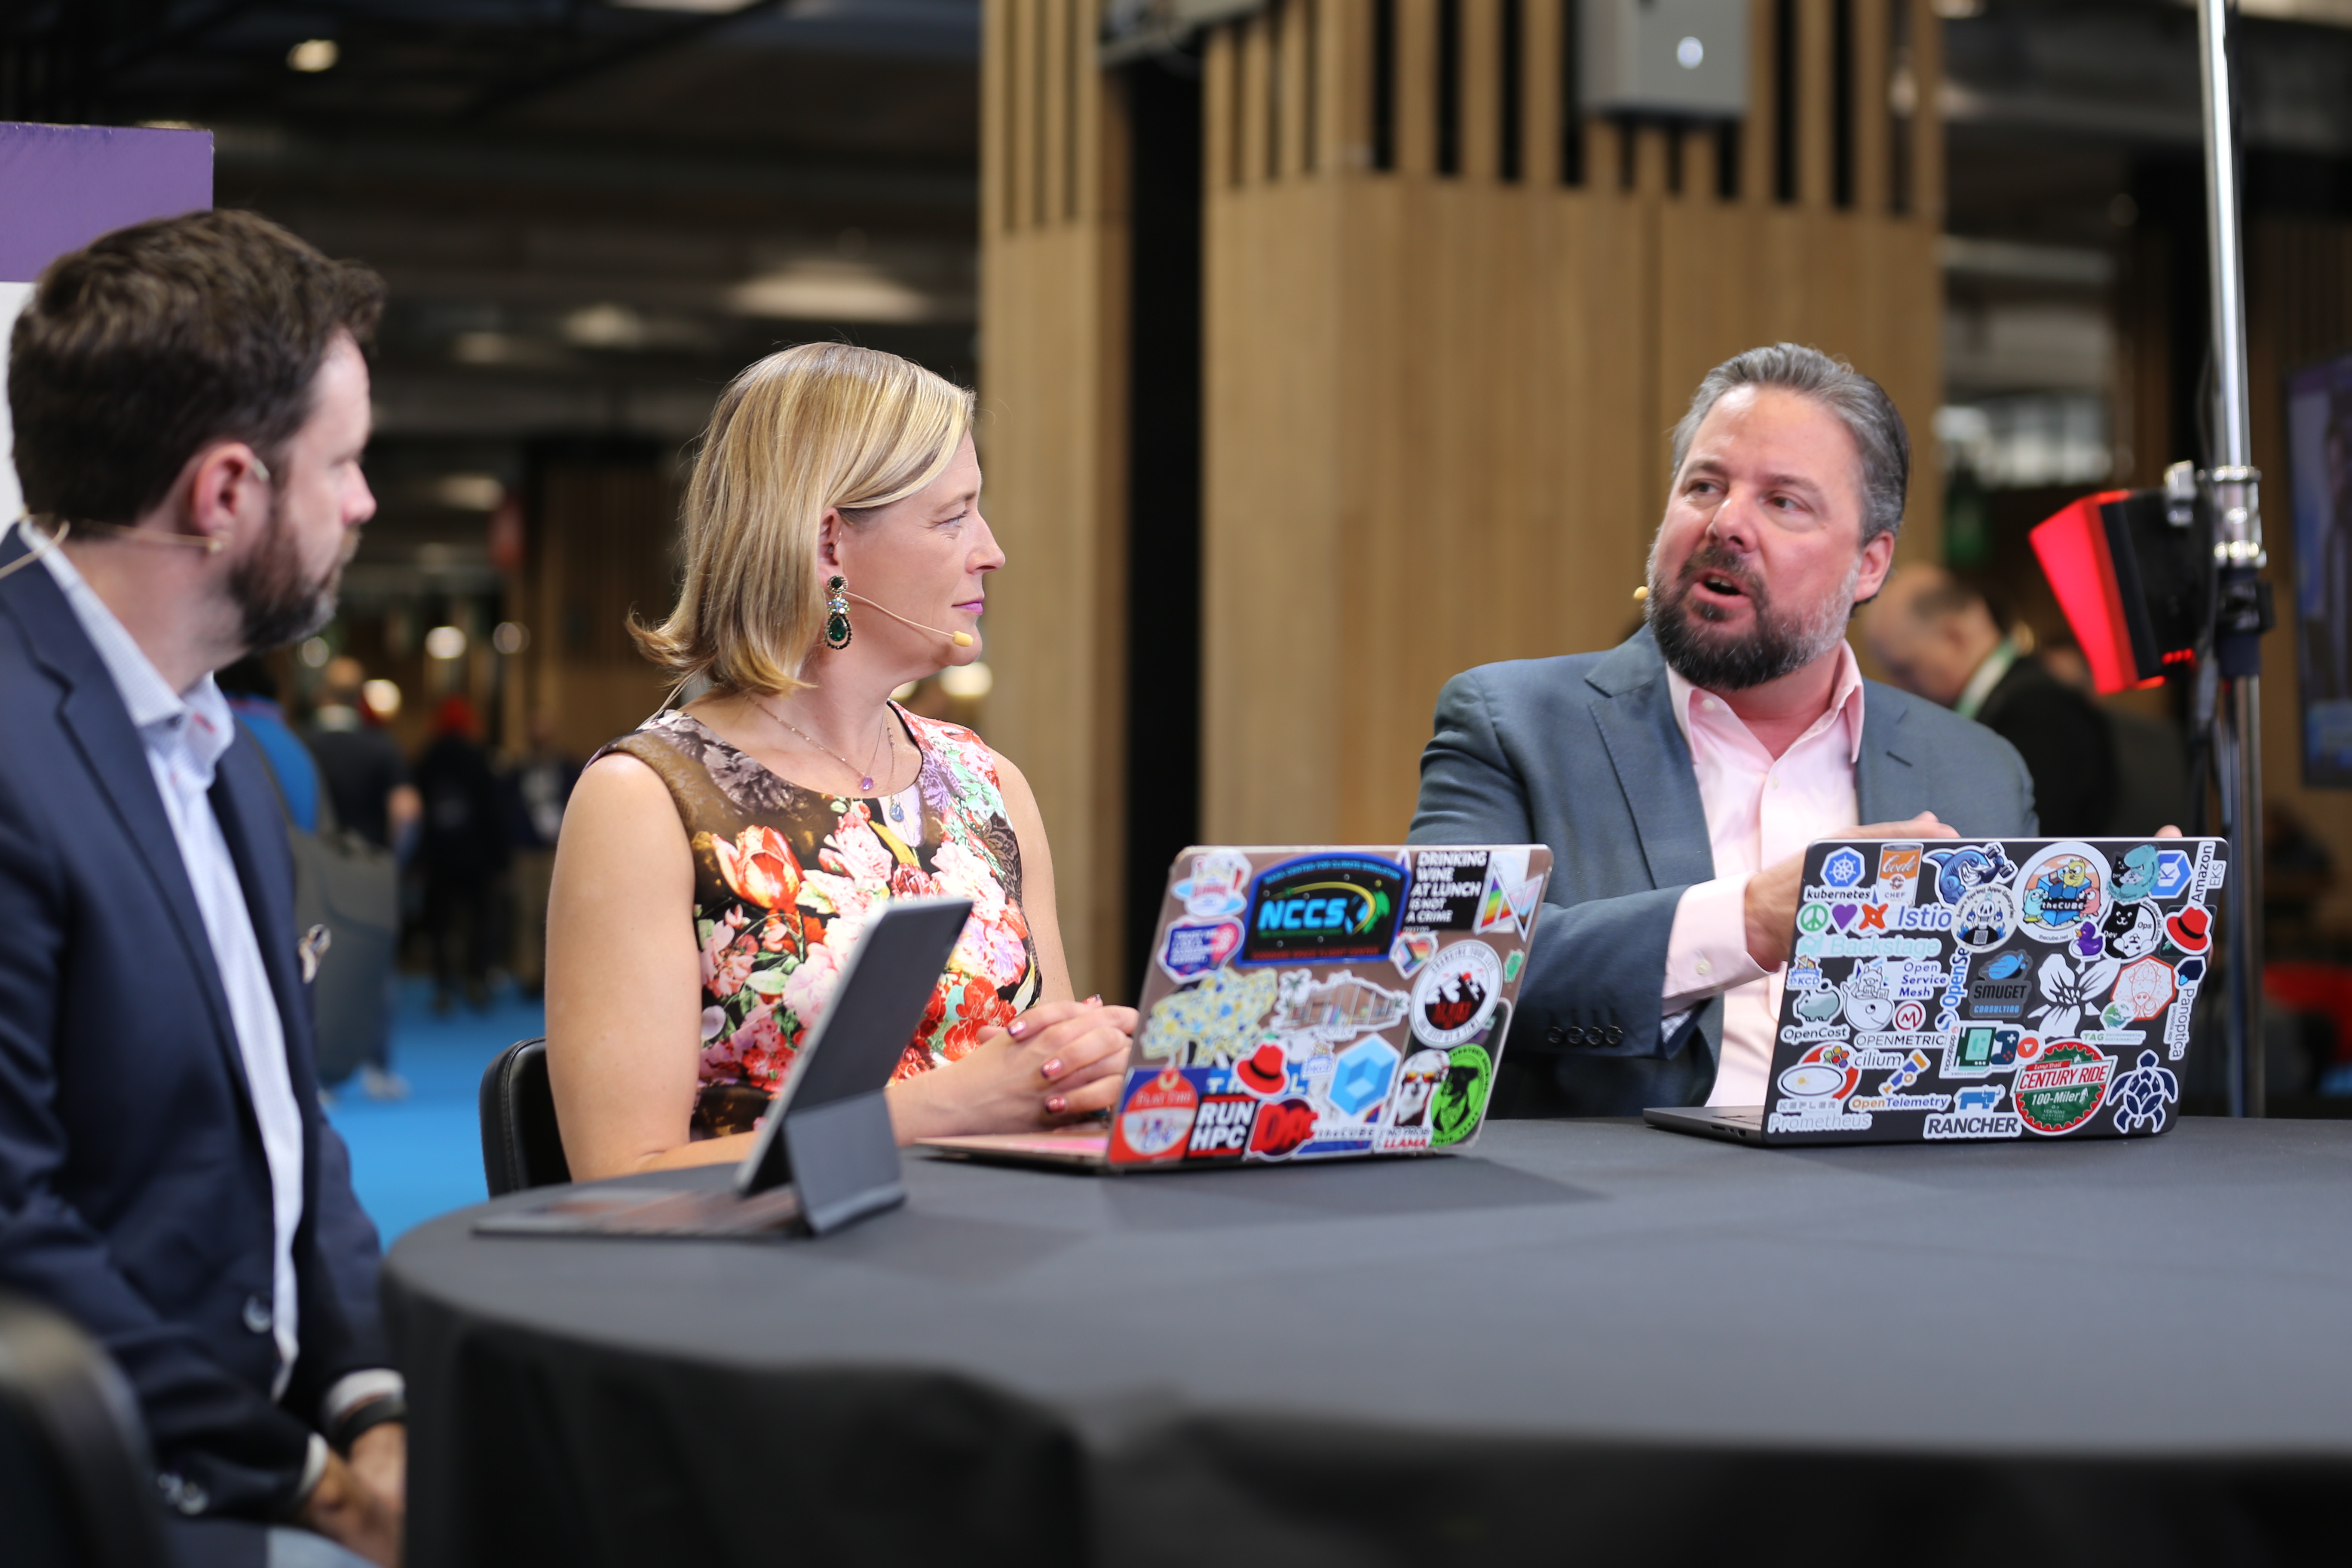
xmin=1119 ymin=845 xmax=1549 ymax=1165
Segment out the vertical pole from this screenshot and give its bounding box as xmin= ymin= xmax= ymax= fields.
xmin=2196 ymin=0 xmax=2265 ymax=1116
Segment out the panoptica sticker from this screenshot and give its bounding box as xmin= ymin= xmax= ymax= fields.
xmin=1410 ymin=940 xmax=1504 ymax=1046
xmin=2013 ymin=1041 xmax=2115 ymax=1135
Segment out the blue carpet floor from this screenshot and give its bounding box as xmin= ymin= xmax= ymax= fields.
xmin=328 ymin=980 xmax=543 ymax=1243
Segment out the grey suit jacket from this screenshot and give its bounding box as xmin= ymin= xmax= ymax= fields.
xmin=1407 ymin=629 xmax=2037 ymax=1117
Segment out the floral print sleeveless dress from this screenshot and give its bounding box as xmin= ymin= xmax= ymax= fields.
xmin=601 ymin=705 xmax=1041 ymax=1139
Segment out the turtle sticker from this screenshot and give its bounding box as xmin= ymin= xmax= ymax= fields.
xmin=2013 ymin=1041 xmax=2115 ymax=1136
xmin=2110 ymin=1049 xmax=2180 ymax=1135
xmin=1428 ymin=1045 xmax=1493 ymax=1147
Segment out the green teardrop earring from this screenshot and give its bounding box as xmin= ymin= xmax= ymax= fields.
xmin=824 ymin=575 xmax=853 ymax=650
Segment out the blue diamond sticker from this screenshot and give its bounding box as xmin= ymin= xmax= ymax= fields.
xmin=1327 ymin=1035 xmax=1401 ymax=1120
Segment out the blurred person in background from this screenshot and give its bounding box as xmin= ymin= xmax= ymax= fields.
xmin=548 ymin=343 xmax=1139 ymax=1178
xmin=304 ymin=655 xmax=416 ymax=854
xmin=502 ymin=710 xmax=579 ymax=999
xmin=0 ymin=209 xmax=404 ymax=1567
xmin=220 ymin=655 xmax=322 ymax=831
xmin=414 ymin=694 xmax=508 ymax=1012
xmin=303 ymin=655 xmax=416 ymax=1097
xmin=1863 ymin=564 xmax=2119 ymax=837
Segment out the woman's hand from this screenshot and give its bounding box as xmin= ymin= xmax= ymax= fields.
xmin=888 ymin=996 xmax=1137 ymax=1142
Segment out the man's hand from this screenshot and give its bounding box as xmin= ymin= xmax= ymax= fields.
xmin=1743 ymin=812 xmax=1959 ymax=969
xmin=297 ymin=1447 xmax=403 ymax=1568
xmin=347 ymin=1422 xmax=405 ymax=1510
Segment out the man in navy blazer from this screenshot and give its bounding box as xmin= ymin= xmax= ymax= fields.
xmin=1411 ymin=345 xmax=2037 ymax=1118
xmin=0 ymin=213 xmax=404 ymax=1565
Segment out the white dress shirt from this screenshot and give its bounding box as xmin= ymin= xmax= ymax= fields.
xmin=33 ymin=524 xmax=395 ymax=1490
xmin=1657 ymin=645 xmax=1867 ymax=1107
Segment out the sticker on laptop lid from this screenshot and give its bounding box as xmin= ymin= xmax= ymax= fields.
xmin=1240 ymin=853 xmax=1407 ymax=965
xmin=1954 ymin=886 xmax=2017 ymax=950
xmin=1390 ymin=928 xmax=1439 ymax=978
xmin=1184 ymin=1094 xmax=1256 ymax=1159
xmin=1923 ymin=1081 xmax=2022 ymax=1140
xmin=1428 ymin=1044 xmax=1493 ymax=1148
xmin=1174 ymin=851 xmax=1253 ymax=918
xmin=1248 ymin=1097 xmax=1316 ymax=1159
xmin=1876 ymin=842 xmax=1923 ymax=905
xmin=1270 ymin=968 xmax=1408 ymax=1041
xmin=1157 ymin=917 xmax=1244 ymax=982
xmin=2110 ymin=1049 xmax=2179 ymax=1135
xmin=1110 ymin=1066 xmax=1199 ymax=1163
xmin=1410 ymin=940 xmax=1504 ymax=1046
xmin=1138 ymin=965 xmax=1279 ymax=1065
xmin=2016 ymin=842 xmax=2108 ymax=943
xmin=2013 ymin=1041 xmax=2115 ymax=1135
xmin=1926 ymin=843 xmax=2016 ymax=906
xmin=1403 ymin=847 xmax=1488 ymax=931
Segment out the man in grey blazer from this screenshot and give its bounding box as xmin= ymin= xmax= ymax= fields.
xmin=1409 ymin=345 xmax=2036 ymax=1118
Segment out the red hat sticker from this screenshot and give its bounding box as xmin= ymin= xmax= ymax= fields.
xmin=2164 ymin=905 xmax=2212 ymax=954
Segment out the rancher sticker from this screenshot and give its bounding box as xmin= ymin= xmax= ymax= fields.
xmin=1924 ymin=1082 xmax=2021 ymax=1140
xmin=2013 ymin=1041 xmax=2115 ymax=1136
xmin=1410 ymin=939 xmax=1504 ymax=1046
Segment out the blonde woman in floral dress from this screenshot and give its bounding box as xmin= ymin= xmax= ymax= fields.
xmin=545 ymin=344 xmax=1138 ymax=1177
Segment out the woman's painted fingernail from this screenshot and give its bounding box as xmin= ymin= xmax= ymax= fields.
xmin=1045 ymin=1094 xmax=1068 ymax=1115
xmin=1008 ymin=1020 xmax=1026 ymax=1038
xmin=1041 ymin=1057 xmax=1063 ymax=1079
xmin=1087 ymin=994 xmax=1102 ymax=1005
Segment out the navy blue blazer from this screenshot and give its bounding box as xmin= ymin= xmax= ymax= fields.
xmin=0 ymin=529 xmax=389 ymax=1560
xmin=1409 ymin=629 xmax=2037 ymax=1116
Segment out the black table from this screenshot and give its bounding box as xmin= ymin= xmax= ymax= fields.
xmin=385 ymin=1119 xmax=2352 ymax=1566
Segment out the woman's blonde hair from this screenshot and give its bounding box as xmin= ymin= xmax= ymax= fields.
xmin=632 ymin=343 xmax=975 ymax=695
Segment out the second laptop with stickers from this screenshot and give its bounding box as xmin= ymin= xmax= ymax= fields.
xmin=1645 ymin=835 xmax=2228 ymax=1148
xmin=920 ymin=843 xmax=1552 ymax=1172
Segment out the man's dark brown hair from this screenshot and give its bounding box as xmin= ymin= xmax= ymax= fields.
xmin=8 ymin=208 xmax=385 ymax=526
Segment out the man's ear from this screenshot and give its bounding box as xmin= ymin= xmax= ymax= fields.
xmin=1851 ymin=530 xmax=1899 ymax=605
xmin=180 ymin=442 xmax=271 ymax=551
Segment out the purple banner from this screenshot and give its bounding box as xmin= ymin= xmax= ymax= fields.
xmin=0 ymin=122 xmax=213 ymax=282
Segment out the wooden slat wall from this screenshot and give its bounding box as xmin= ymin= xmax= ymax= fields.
xmin=980 ymin=0 xmax=1949 ymax=981
xmin=1200 ymin=0 xmax=1945 ymax=845
xmin=978 ymin=0 xmax=1130 ymax=996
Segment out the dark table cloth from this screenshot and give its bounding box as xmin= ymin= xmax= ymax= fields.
xmin=385 ymin=1118 xmax=2352 ymax=1566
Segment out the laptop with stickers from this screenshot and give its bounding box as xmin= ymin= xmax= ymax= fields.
xmin=919 ymin=844 xmax=1553 ymax=1172
xmin=1644 ymin=836 xmax=2228 ymax=1147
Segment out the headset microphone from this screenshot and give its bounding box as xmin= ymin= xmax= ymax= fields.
xmin=845 ymin=592 xmax=976 ymax=648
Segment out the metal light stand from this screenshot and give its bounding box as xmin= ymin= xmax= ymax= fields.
xmin=2195 ymin=0 xmax=2269 ymax=1116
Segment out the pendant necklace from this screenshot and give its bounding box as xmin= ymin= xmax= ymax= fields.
xmin=754 ymin=696 xmax=891 ymax=794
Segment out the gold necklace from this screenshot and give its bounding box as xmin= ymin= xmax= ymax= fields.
xmin=752 ymin=695 xmax=893 ymax=794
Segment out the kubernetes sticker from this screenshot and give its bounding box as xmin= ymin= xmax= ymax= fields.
xmin=1822 ymin=846 xmax=1867 ymax=888
xmin=1240 ymin=853 xmax=1407 ymax=965
xmin=1157 ymin=917 xmax=1244 ymax=982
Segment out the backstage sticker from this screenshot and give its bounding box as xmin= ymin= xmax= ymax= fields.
xmin=2013 ymin=1041 xmax=2115 ymax=1136
xmin=1410 ymin=939 xmax=1504 ymax=1047
xmin=1241 ymin=854 xmax=1406 ymax=964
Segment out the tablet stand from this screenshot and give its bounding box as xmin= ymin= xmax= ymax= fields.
xmin=769 ymin=1091 xmax=904 ymax=1236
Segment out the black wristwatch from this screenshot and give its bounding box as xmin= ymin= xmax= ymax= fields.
xmin=329 ymin=1395 xmax=407 ymax=1453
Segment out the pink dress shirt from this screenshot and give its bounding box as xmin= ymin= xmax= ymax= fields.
xmin=1661 ymin=644 xmax=1867 ymax=1107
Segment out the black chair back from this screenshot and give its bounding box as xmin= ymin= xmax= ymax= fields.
xmin=479 ymin=1037 xmax=573 ymax=1196
xmin=0 ymin=1292 xmax=168 ymax=1568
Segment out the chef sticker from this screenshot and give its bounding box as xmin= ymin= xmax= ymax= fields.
xmin=1877 ymin=842 xmax=1923 ymax=905
xmin=1410 ymin=940 xmax=1504 ymax=1047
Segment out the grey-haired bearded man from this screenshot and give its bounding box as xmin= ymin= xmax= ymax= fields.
xmin=1408 ymin=344 xmax=2035 ymax=1118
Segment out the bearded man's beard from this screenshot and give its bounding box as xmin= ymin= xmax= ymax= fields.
xmin=1644 ymin=536 xmax=1859 ymax=692
xmin=230 ymin=494 xmax=345 ymax=653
